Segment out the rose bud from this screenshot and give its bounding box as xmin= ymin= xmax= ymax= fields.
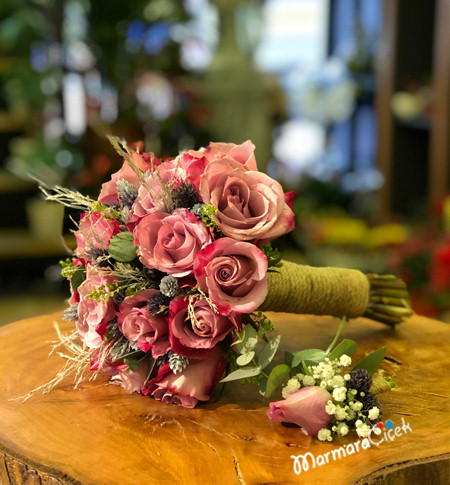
xmin=74 ymin=211 xmax=120 ymax=258
xmin=267 ymin=386 xmax=333 ymax=437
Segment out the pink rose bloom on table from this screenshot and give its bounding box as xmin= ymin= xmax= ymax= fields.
xmin=133 ymin=208 xmax=211 ymax=277
xmin=199 ymin=157 xmax=295 ymax=244
xmin=74 ymin=211 xmax=120 ymax=258
xmin=150 ymin=347 xmax=227 ymax=408
xmin=98 ymin=151 xmax=159 ymax=204
xmin=194 ymin=238 xmax=268 ymax=315
xmin=267 ymin=386 xmax=333 ymax=437
xmin=117 ymin=289 xmax=170 ymax=357
xmin=169 ymin=297 xmax=240 ymax=358
xmin=76 ymin=270 xmax=117 ymax=348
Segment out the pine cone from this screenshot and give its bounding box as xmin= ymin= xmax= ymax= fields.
xmin=348 ymin=369 xmax=372 ymax=393
xmin=172 ymin=183 xmax=200 ymax=210
xmin=168 ymin=350 xmax=189 ymax=374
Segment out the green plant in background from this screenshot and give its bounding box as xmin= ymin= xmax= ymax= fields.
xmin=0 ymin=0 xmax=210 ymax=189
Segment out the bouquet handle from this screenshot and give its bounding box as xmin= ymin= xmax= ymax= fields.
xmin=259 ymin=261 xmax=413 ymax=326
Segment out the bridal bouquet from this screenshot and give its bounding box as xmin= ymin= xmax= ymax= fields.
xmin=36 ymin=137 xmax=411 ymax=440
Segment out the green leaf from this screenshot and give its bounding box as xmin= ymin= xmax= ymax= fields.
xmin=328 ymin=339 xmax=357 ymax=361
xmin=124 ymin=356 xmax=140 ymax=372
xmin=265 ymin=364 xmax=290 ymax=398
xmin=220 ymin=366 xmax=261 ymax=383
xmin=353 ymin=347 xmax=387 ymax=375
xmin=71 ymin=267 xmax=86 ymax=293
xmin=325 ymin=316 xmax=347 ymax=355
xmin=144 ymin=358 xmax=156 ymax=385
xmin=258 ymin=362 xmax=276 ymax=396
xmin=291 ymin=349 xmax=326 ymax=368
xmin=236 ymin=351 xmax=255 ymax=366
xmin=284 ymin=351 xmax=294 ymax=367
xmin=108 ymin=232 xmax=138 ymax=262
xmin=257 ymin=335 xmax=280 ymax=370
xmin=235 ymin=324 xmax=258 ymax=354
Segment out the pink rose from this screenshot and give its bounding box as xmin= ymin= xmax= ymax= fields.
xmin=267 ymin=387 xmax=333 ymax=437
xmin=74 ymin=211 xmax=120 ymax=257
xmin=133 ymin=208 xmax=212 ymax=277
xmin=129 ymin=160 xmax=187 ymax=227
xmin=169 ymin=298 xmax=240 ymax=358
xmin=150 ymin=347 xmax=226 ymax=408
xmin=77 ymin=270 xmax=117 ymax=348
xmin=181 ymin=140 xmax=257 ymax=190
xmin=199 ymin=158 xmax=295 ymax=244
xmin=194 ymin=238 xmax=268 ymax=315
xmin=98 ymin=152 xmax=159 ymax=204
xmin=117 ymin=289 xmax=170 ymax=357
xmin=113 ymin=360 xmax=152 ymax=395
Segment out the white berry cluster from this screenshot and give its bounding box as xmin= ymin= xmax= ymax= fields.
xmin=280 ymin=354 xmax=381 ymax=442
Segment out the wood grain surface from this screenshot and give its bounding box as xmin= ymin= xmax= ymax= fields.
xmin=1 ymin=312 xmax=449 ymax=485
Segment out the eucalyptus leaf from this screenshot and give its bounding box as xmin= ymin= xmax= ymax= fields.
xmin=328 ymin=339 xmax=357 ymax=361
xmin=291 ymin=349 xmax=326 ymax=368
xmin=71 ymin=267 xmax=86 ymax=293
xmin=108 ymin=232 xmax=138 ymax=262
xmin=257 ymin=335 xmax=281 ymax=370
xmin=236 ymin=351 xmax=255 ymax=366
xmin=265 ymin=364 xmax=290 ymax=398
xmin=220 ymin=365 xmax=261 ymax=383
xmin=235 ymin=324 xmax=258 ymax=354
xmin=353 ymin=347 xmax=387 ymax=375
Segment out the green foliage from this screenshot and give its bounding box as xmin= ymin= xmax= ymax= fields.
xmin=108 ymin=232 xmax=138 ymax=262
xmin=200 ymin=205 xmax=222 ymax=236
xmin=353 ymin=347 xmax=387 ymax=375
xmin=262 ymin=243 xmax=283 ymax=269
xmin=265 ymin=364 xmax=290 ymax=398
xmin=327 ymin=339 xmax=357 ymax=361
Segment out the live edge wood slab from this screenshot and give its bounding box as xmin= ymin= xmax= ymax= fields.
xmin=0 ymin=312 xmax=449 ymax=485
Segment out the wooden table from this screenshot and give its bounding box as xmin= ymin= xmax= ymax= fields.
xmin=1 ymin=312 xmax=449 ymax=485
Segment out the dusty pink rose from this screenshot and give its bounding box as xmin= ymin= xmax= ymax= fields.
xmin=199 ymin=158 xmax=295 ymax=244
xmin=74 ymin=211 xmax=120 ymax=257
xmin=150 ymin=347 xmax=226 ymax=408
xmin=77 ymin=270 xmax=117 ymax=348
xmin=181 ymin=140 xmax=257 ymax=190
xmin=194 ymin=238 xmax=268 ymax=315
xmin=129 ymin=160 xmax=187 ymax=227
xmin=169 ymin=298 xmax=240 ymax=358
xmin=113 ymin=360 xmax=152 ymax=395
xmin=267 ymin=387 xmax=333 ymax=437
xmin=133 ymin=208 xmax=212 ymax=277
xmin=98 ymin=152 xmax=159 ymax=204
xmin=117 ymin=289 xmax=170 ymax=357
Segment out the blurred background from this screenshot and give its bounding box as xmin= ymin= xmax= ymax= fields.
xmin=0 ymin=0 xmax=448 ymax=324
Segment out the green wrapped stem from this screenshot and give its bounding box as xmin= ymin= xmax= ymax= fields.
xmin=259 ymin=261 xmax=413 ymax=326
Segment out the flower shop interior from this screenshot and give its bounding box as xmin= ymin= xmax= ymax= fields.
xmin=0 ymin=0 xmax=448 ymax=327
